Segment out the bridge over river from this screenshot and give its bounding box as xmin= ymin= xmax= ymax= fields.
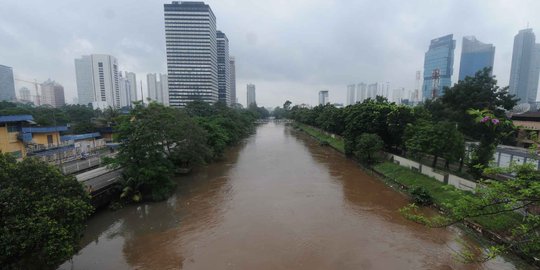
xmin=60 ymin=122 xmax=531 ymax=270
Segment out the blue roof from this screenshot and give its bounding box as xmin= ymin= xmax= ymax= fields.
xmin=61 ymin=132 xmax=100 ymax=142
xmin=0 ymin=115 xmax=34 ymax=123
xmin=22 ymin=126 xmax=68 ymax=133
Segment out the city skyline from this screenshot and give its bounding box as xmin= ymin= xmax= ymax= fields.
xmin=2 ymin=1 xmax=540 ymax=107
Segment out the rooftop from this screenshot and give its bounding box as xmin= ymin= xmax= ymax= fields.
xmin=0 ymin=115 xmax=34 ymax=124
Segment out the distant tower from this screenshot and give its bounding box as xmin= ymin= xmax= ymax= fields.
xmin=0 ymin=64 xmax=16 ymax=102
xmin=247 ymin=83 xmax=256 ymax=106
xmin=356 ymin=83 xmax=366 ymax=103
xmin=318 ymin=90 xmax=329 ymax=105
xmin=458 ymin=36 xmax=495 ymax=80
xmin=346 ymin=84 xmax=356 ymax=106
xmin=414 ymin=70 xmax=421 ymax=102
xmin=41 ymin=79 xmax=65 ymax=108
xmin=422 ymin=34 xmax=455 ymax=99
xmin=509 ymin=28 xmax=540 ymax=105
xmin=229 ymin=57 xmax=237 ymax=105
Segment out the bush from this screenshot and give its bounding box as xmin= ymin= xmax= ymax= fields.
xmin=410 ymin=186 xmax=433 ymax=206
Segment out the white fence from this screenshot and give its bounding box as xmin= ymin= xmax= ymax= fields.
xmin=390 ymin=154 xmax=477 ymax=192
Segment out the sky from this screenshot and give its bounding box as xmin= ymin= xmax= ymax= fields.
xmin=1 ymin=0 xmax=540 ymax=108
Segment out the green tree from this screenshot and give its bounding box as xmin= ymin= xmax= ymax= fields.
xmin=401 ymin=163 xmax=540 ymax=261
xmin=107 ymin=102 xmax=178 ymax=201
xmin=0 ymin=154 xmax=93 ymax=269
xmin=354 ymin=133 xmax=384 ymax=164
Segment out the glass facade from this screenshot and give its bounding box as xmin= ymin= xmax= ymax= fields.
xmin=509 ymin=29 xmax=540 ymax=105
xmin=217 ymin=31 xmax=230 ymax=105
xmin=422 ymin=34 xmax=455 ymax=100
xmin=0 ymin=65 xmax=16 ymax=102
xmin=458 ymin=36 xmax=495 ymax=81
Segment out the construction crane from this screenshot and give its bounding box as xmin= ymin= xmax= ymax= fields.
xmin=14 ymin=78 xmax=41 ymax=105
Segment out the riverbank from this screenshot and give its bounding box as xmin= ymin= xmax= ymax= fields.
xmin=293 ymin=122 xmax=535 ymax=266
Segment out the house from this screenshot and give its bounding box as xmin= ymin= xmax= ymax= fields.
xmin=0 ymin=115 xmax=35 ymax=159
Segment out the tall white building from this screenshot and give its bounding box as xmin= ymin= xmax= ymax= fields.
xmin=164 ymin=1 xmax=218 ymax=107
xmin=18 ymin=87 xmax=32 ymax=103
xmin=147 ymin=73 xmax=169 ymax=105
xmin=247 ymin=83 xmax=256 ymax=107
xmin=318 ymin=90 xmax=329 ymax=105
xmin=356 ymin=83 xmax=367 ymax=103
xmin=125 ymin=71 xmax=138 ymax=104
xmin=229 ymin=56 xmax=236 ymax=105
xmin=346 ymin=84 xmax=356 ymax=106
xmin=75 ymin=54 xmax=120 ymax=109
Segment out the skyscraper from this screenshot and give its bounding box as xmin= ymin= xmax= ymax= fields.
xmin=125 ymin=71 xmax=138 ymax=104
xmin=229 ymin=56 xmax=236 ymax=105
xmin=509 ymin=28 xmax=540 ymax=105
xmin=75 ymin=54 xmax=120 ymax=109
xmin=147 ymin=73 xmax=169 ymax=105
xmin=458 ymin=36 xmax=495 ymax=81
xmin=217 ymin=30 xmax=230 ymax=105
xmin=318 ymin=90 xmax=329 ymax=105
xmin=0 ymin=65 xmax=16 ymax=102
xmin=422 ymin=34 xmax=456 ymax=99
xmin=18 ymin=87 xmax=32 ymax=103
xmin=164 ymin=1 xmax=218 ymax=107
xmin=346 ymin=84 xmax=356 ymax=106
xmin=41 ymin=79 xmax=65 ymax=108
xmin=356 ymin=83 xmax=366 ymax=103
xmin=247 ymin=83 xmax=256 ymax=107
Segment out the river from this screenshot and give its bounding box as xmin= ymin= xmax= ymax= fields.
xmin=60 ymin=122 xmax=530 ymax=270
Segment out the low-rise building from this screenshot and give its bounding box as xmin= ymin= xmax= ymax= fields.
xmin=0 ymin=115 xmax=35 ymax=159
xmin=61 ymin=132 xmax=105 ymax=155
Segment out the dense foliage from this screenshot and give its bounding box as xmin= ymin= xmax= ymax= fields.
xmin=287 ymin=69 xmax=516 ymax=177
xmin=354 ymin=133 xmax=384 ymax=164
xmin=0 ymin=154 xmax=93 ymax=269
xmin=107 ymin=101 xmax=258 ymax=202
xmin=0 ymin=101 xmax=113 ymax=134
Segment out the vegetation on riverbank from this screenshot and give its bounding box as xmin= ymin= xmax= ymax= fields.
xmin=296 ymin=122 xmax=538 ymax=263
xmin=0 ymin=154 xmax=93 ymax=270
xmin=295 ymin=123 xmax=345 ymax=153
xmin=106 ymin=101 xmax=264 ymax=202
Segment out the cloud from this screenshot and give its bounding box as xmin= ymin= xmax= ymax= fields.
xmin=1 ymin=0 xmax=540 ymax=107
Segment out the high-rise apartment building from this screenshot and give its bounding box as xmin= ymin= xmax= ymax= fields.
xmin=318 ymin=90 xmax=329 ymax=105
xmin=0 ymin=65 xmax=16 ymax=102
xmin=217 ymin=31 xmax=230 ymax=105
xmin=75 ymin=54 xmax=120 ymax=109
xmin=18 ymin=87 xmax=32 ymax=103
xmin=229 ymin=56 xmax=236 ymax=105
xmin=367 ymin=83 xmax=379 ymax=99
xmin=125 ymin=71 xmax=138 ymax=104
xmin=247 ymin=83 xmax=256 ymax=107
xmin=41 ymin=79 xmax=65 ymax=108
xmin=164 ymin=1 xmax=218 ymax=107
xmin=458 ymin=36 xmax=495 ymax=81
xmin=509 ymin=28 xmax=540 ymax=105
xmin=346 ymin=84 xmax=356 ymax=106
xmin=356 ymin=83 xmax=367 ymax=103
xmin=422 ymin=34 xmax=456 ymax=99
xmin=147 ymin=73 xmax=169 ymax=105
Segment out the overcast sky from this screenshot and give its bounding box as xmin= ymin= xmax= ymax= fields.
xmin=1 ymin=0 xmax=540 ymax=108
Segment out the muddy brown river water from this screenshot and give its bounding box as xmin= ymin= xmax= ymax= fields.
xmin=60 ymin=122 xmax=531 ymax=270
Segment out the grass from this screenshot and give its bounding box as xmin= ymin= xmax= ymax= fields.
xmin=295 ymin=123 xmax=345 ymax=153
xmin=373 ymin=162 xmax=522 ymax=233
xmin=294 ymin=123 xmax=522 ymax=234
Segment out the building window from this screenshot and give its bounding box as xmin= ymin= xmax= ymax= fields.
xmin=47 ymin=135 xmax=53 ymax=145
